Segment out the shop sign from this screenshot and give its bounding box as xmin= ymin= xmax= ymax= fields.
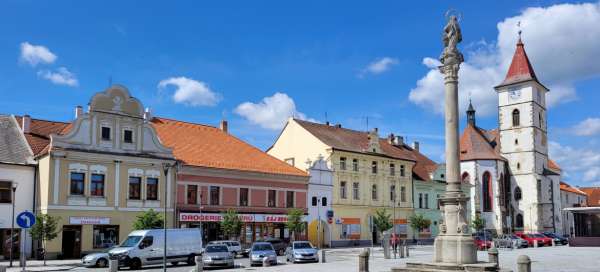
xmin=70 ymin=216 xmax=110 ymax=225
xmin=179 ymin=212 xmax=306 ymax=223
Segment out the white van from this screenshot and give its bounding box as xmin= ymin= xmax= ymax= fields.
xmin=109 ymin=228 xmax=202 ymax=269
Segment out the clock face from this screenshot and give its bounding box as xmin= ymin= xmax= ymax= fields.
xmin=509 ymin=88 xmax=521 ymax=100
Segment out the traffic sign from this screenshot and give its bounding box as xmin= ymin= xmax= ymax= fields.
xmin=16 ymin=211 xmax=36 ymax=229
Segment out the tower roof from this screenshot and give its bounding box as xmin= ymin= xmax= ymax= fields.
xmin=496 ymin=38 xmax=540 ymax=88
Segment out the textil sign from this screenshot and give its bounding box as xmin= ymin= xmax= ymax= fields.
xmin=179 ymin=212 xmax=306 ymax=223
xmin=69 ymin=216 xmax=110 ymax=225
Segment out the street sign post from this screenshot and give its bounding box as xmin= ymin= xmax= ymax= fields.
xmin=16 ymin=211 xmax=35 ymax=271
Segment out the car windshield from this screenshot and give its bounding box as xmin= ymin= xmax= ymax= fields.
xmin=253 ymin=244 xmax=273 ymax=251
xmin=206 ymin=245 xmax=228 ymax=253
xmin=120 ymin=236 xmax=142 ymax=247
xmin=533 ymin=234 xmax=546 ymax=238
xmin=294 ymin=242 xmax=312 ymax=249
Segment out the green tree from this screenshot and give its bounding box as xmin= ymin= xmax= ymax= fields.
xmin=409 ymin=213 xmax=431 ymax=240
xmin=132 ymin=209 xmax=164 ymax=230
xmin=372 ymin=209 xmax=393 ymax=244
xmin=471 ymin=214 xmax=486 ymax=233
xmin=220 ymin=209 xmax=242 ymax=239
xmin=29 ymin=214 xmax=60 ymax=266
xmin=286 ymin=208 xmax=305 ymax=241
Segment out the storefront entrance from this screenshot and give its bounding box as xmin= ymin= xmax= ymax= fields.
xmin=61 ymin=226 xmax=81 ymax=259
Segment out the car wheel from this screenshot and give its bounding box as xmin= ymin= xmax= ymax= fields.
xmin=129 ymin=258 xmax=142 ymax=270
xmin=187 ymin=254 xmax=196 ymax=265
xmin=96 ymin=258 xmax=108 ymax=268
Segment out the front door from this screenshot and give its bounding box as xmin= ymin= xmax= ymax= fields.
xmin=61 ymin=226 xmax=81 ymax=259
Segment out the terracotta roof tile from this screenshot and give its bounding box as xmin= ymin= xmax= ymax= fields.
xmin=14 ymin=116 xmax=71 ymax=156
xmin=406 ymin=147 xmax=438 ymax=181
xmin=497 ymin=39 xmax=539 ymax=87
xmin=460 ymin=124 xmax=505 ymax=161
xmin=580 ymin=187 xmax=600 ymax=207
xmin=151 ymin=117 xmax=308 ymax=177
xmin=548 ymin=159 xmax=561 ymax=171
xmin=560 ymin=181 xmax=587 ymax=196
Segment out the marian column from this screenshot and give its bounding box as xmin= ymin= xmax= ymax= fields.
xmin=433 ymin=15 xmax=477 ymax=264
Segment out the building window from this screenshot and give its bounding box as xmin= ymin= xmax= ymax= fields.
xmin=312 ymin=196 xmax=318 ymax=206
xmin=371 ymin=161 xmax=378 ymax=174
xmin=482 ymin=171 xmax=493 ymax=212
xmin=437 ymin=194 xmax=441 ymax=210
xmin=210 ymin=186 xmax=220 ymax=205
xmin=461 ymin=172 xmax=470 ymax=183
xmin=70 ymin=172 xmax=85 ymax=195
xmin=128 ymin=176 xmax=141 ymax=200
xmin=425 ymin=194 xmax=429 ymax=209
xmin=322 ymin=197 xmax=327 ymax=206
xmin=341 ymin=223 xmax=361 ymax=239
xmin=286 ymin=191 xmax=295 ymax=208
xmin=418 ymin=193 xmax=423 ymax=208
xmin=352 ymin=159 xmax=359 ymax=171
xmin=352 ymin=182 xmax=360 ymax=200
xmin=389 ymin=163 xmax=395 ymax=176
xmin=514 ymin=186 xmax=522 ymax=201
xmin=268 ymin=190 xmax=276 ymax=207
xmin=517 ymin=162 xmax=521 ymax=170
xmin=512 ymin=109 xmax=520 ymax=127
xmin=340 ymin=157 xmax=347 ymax=170
xmin=539 ymin=112 xmax=543 ymax=128
xmin=101 ymin=127 xmax=111 ymax=140
xmin=400 ymin=165 xmax=405 ymax=177
xmin=187 ymin=185 xmax=198 ymax=204
xmin=90 ymin=174 xmax=105 ymax=197
xmin=390 ymin=185 xmax=396 ymax=202
xmin=93 ymin=225 xmax=119 ymax=249
xmin=0 ymin=181 xmax=12 ymax=203
xmin=340 ymin=182 xmax=347 ymax=199
xmin=239 ymin=188 xmax=249 ymax=206
xmin=372 ymin=184 xmax=378 ymax=200
xmin=123 ymin=129 xmax=133 ymax=143
xmin=400 ymin=186 xmax=406 ymax=202
xmin=145 ymin=178 xmax=158 ymax=200
xmin=516 ymin=214 xmax=524 ymax=228
xmin=537 ymin=179 xmax=542 ymax=200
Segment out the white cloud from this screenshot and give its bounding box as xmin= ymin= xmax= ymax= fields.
xmin=158 ymin=77 xmax=221 ymax=106
xmin=20 ymin=42 xmax=57 ymax=67
xmin=359 ymin=57 xmax=398 ymax=77
xmin=573 ymin=117 xmax=600 ymax=136
xmin=410 ymin=2 xmax=600 ymax=116
xmin=37 ymin=67 xmax=78 ymax=87
xmin=549 ymin=141 xmax=600 ymax=184
xmin=234 ymin=92 xmax=314 ymax=130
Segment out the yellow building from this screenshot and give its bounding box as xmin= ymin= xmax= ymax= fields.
xmin=268 ymin=119 xmax=418 ymax=247
xmin=22 ymin=85 xmax=176 ymax=258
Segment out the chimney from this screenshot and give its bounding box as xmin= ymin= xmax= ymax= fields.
xmin=75 ymin=105 xmax=83 ymax=119
xmin=220 ymin=120 xmax=228 ymax=133
xmin=413 ymin=141 xmax=420 ymax=152
xmin=395 ymin=136 xmax=404 ymax=146
xmin=144 ymin=107 xmax=152 ymax=121
xmin=387 ymin=133 xmax=395 ymax=144
xmin=22 ymin=115 xmax=31 ymax=134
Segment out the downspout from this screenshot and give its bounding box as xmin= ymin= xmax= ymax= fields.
xmin=31 ymin=163 xmax=38 ymax=258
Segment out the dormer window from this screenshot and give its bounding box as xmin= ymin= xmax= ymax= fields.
xmin=124 ymin=129 xmax=133 ymax=143
xmin=101 ymin=127 xmax=111 ymax=140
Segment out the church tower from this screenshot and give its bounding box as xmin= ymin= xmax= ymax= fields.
xmin=494 ymin=36 xmax=557 ymax=232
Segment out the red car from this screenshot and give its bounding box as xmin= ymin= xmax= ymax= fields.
xmin=473 ymin=236 xmax=493 ymax=250
xmin=514 ymin=232 xmax=552 ymax=247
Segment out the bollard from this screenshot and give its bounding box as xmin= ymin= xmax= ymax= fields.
xmin=405 ymin=245 xmax=410 ymax=257
xmin=487 ymin=248 xmax=499 ymax=267
xmin=0 ymin=265 xmax=7 ymax=272
xmin=321 ymin=249 xmax=326 ymax=263
xmin=109 ymin=260 xmax=118 ymax=272
xmin=262 ymin=256 xmax=270 ymax=267
xmin=517 ymin=255 xmax=531 ymax=272
xmin=533 ymin=240 xmax=538 ymax=248
xmin=359 ymin=248 xmax=369 ymax=272
xmin=399 ymin=244 xmax=405 ymax=258
xmin=195 ymin=256 xmax=203 ymax=272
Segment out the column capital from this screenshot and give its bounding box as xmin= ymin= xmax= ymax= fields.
xmin=439 ymin=64 xmax=461 ymax=82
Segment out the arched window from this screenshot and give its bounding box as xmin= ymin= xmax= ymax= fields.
xmin=514 ymin=186 xmax=522 ymax=201
xmin=461 ymin=172 xmax=470 ymax=183
xmin=512 ymin=109 xmax=520 ymax=127
xmin=516 ymin=213 xmax=524 ymax=228
xmin=482 ymin=171 xmax=493 ymax=212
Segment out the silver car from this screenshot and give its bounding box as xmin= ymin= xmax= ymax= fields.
xmin=82 ymin=251 xmax=110 ymax=268
xmin=285 ymin=241 xmax=319 ymax=263
xmin=202 ymin=245 xmax=235 ymax=268
xmin=208 ymin=240 xmax=242 ymax=256
xmin=249 ymin=242 xmax=277 ymax=266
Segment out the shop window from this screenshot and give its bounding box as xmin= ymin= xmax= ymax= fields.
xmin=372 ymin=184 xmax=378 ymax=200
xmin=400 ymin=165 xmax=405 ymax=177
xmin=352 ymin=159 xmax=359 ymax=171
xmin=101 ymin=127 xmax=111 ymax=140
xmin=286 ymin=191 xmax=295 ymax=208
xmin=390 ymin=163 xmax=395 ymax=176
xmin=187 ymin=185 xmax=198 ymax=204
xmin=390 ymin=185 xmax=396 ymax=202
xmin=123 ymin=129 xmax=133 ymax=143
xmin=400 ymin=186 xmax=406 ymax=202
xmin=341 ymin=224 xmax=361 ymax=239
xmin=239 ymin=188 xmax=249 ymax=206
xmin=268 ymin=190 xmax=276 ymax=207
xmin=340 ymin=182 xmax=347 ymax=199
xmin=352 ymin=182 xmax=360 ymax=200
xmin=90 ymin=174 xmax=105 ymax=197
xmin=146 ymin=177 xmax=158 ymax=200
xmin=340 ymin=157 xmax=347 ymax=170
xmin=93 ymin=225 xmax=119 ymax=249
xmin=0 ymin=181 xmax=12 ymax=203
xmin=70 ymin=172 xmax=85 ymax=195
xmin=312 ymin=196 xmax=318 ymax=206
xmin=371 ymin=161 xmax=378 ymax=174
xmin=322 ymin=197 xmax=327 ymax=206
xmin=128 ymin=176 xmax=141 ymax=200
xmin=210 ymin=186 xmax=220 ymax=205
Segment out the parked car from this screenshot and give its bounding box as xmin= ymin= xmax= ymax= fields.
xmin=493 ymin=234 xmax=528 ymax=249
xmin=202 ymin=244 xmax=235 ymax=268
xmin=542 ymin=232 xmax=568 ymax=245
xmin=208 ymin=240 xmax=242 ymax=256
xmin=108 ymin=228 xmax=203 ymax=269
xmin=82 ymin=251 xmax=110 ymax=268
xmin=474 ymin=235 xmax=493 ymax=250
xmin=514 ymin=232 xmax=552 ymax=247
xmin=249 ymin=242 xmax=277 ymax=266
xmin=257 ymin=238 xmax=287 ymax=256
xmin=285 ymin=241 xmax=319 ymax=263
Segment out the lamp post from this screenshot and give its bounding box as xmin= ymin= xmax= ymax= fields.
xmin=316 ymin=197 xmax=321 ymax=249
xmin=162 ymin=163 xmax=172 ymax=272
xmin=10 ymin=182 xmax=18 ymax=267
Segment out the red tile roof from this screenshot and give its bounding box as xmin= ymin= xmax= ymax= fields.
xmin=560 ymin=181 xmax=587 ymax=196
xmin=460 ymin=124 xmax=505 ymax=161
xmin=151 ymin=117 xmax=308 ymax=177
xmin=14 ymin=116 xmax=71 ymax=156
xmin=497 ymin=39 xmax=539 ymax=87
xmin=548 ymin=159 xmax=561 ymax=171
xmin=407 ymin=147 xmax=438 ymax=181
xmin=579 ymin=187 xmax=600 ymax=207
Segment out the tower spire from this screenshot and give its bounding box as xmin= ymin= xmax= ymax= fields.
xmin=466 ymin=99 xmax=476 ymax=126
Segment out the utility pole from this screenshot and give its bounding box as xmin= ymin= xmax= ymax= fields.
xmin=10 ymin=183 xmax=18 ymax=267
xmin=162 ymin=163 xmax=171 ymax=272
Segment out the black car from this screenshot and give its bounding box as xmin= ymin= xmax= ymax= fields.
xmin=542 ymin=232 xmax=568 ymax=245
xmin=257 ymin=238 xmax=287 ymax=256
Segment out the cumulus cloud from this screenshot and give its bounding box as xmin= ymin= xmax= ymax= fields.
xmin=359 ymin=57 xmax=398 ymax=77
xmin=573 ymin=117 xmax=600 ymax=136
xmin=158 ymin=77 xmax=222 ymax=106
xmin=37 ymin=67 xmax=78 ymax=87
xmin=234 ymin=92 xmax=314 ymax=130
xmin=410 ymin=2 xmax=600 ymax=116
xmin=549 ymin=141 xmax=600 ymax=184
xmin=20 ymin=42 xmax=57 ymax=66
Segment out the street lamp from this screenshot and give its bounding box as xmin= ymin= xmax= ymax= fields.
xmin=10 ymin=182 xmax=17 ymax=267
xmin=316 ymin=197 xmax=321 ymax=249
xmin=162 ymin=163 xmax=172 ymax=272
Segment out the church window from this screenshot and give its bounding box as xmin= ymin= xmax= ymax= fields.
xmin=516 ymin=213 xmax=524 ymax=228
xmin=514 ymin=186 xmax=522 ymax=201
xmin=482 ymin=171 xmax=493 ymax=212
xmin=512 ymin=109 xmax=520 ymax=127
xmin=461 ymin=172 xmax=470 ymax=183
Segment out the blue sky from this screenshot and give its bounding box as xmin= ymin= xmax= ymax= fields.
xmin=1 ymin=1 xmax=599 ymax=186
